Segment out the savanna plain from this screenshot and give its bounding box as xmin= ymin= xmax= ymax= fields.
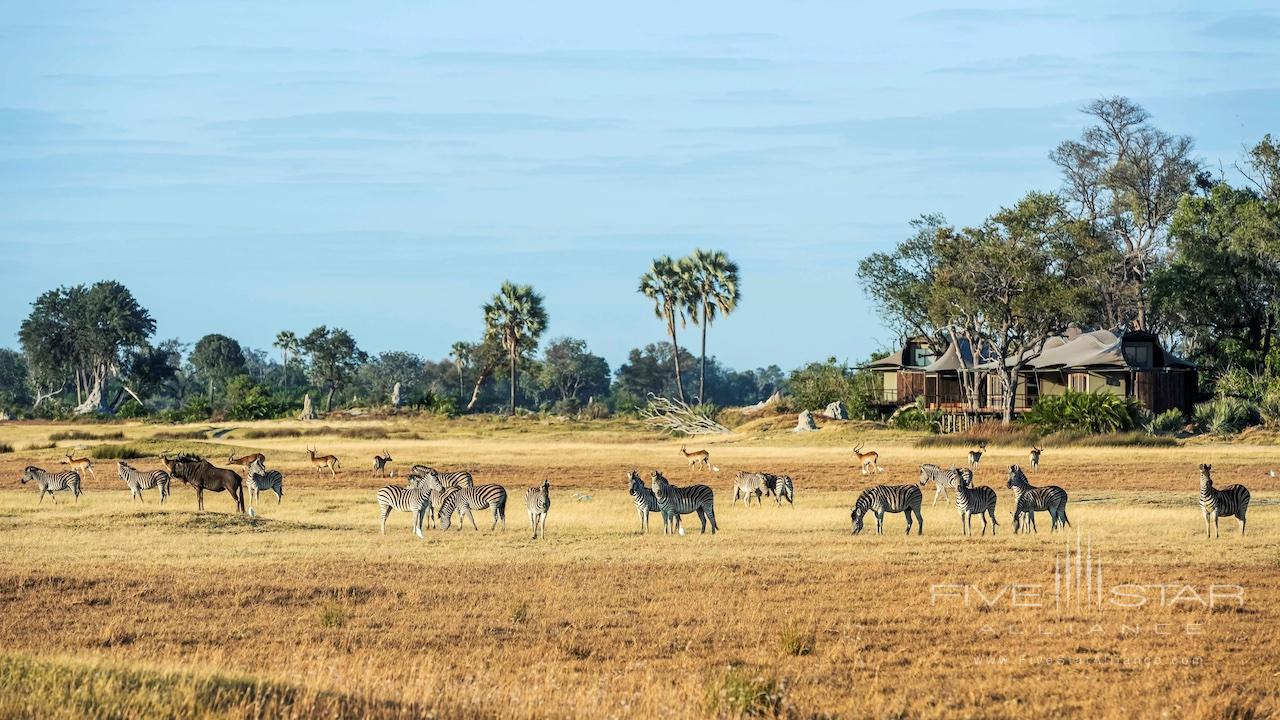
xmin=0 ymin=416 xmax=1277 ymax=719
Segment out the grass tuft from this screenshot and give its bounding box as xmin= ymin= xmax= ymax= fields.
xmin=705 ymin=664 xmax=788 ymax=718
xmin=511 ymin=601 xmax=530 ymax=624
xmin=48 ymin=430 xmax=124 ymax=442
xmin=89 ymin=444 xmax=147 ymax=460
xmin=0 ymin=442 xmax=12 ymax=454
xmin=23 ymin=441 xmax=56 ymax=451
xmin=318 ymin=602 xmax=347 ymax=629
xmin=777 ymin=625 xmax=815 ymax=657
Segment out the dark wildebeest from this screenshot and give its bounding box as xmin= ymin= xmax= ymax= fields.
xmin=162 ymin=453 xmax=245 ymax=513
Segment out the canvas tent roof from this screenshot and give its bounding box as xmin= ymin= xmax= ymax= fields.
xmin=920 ymin=338 xmax=979 ymax=373
xmin=982 ymin=329 xmax=1195 ymax=371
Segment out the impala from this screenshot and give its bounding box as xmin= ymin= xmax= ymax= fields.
xmin=306 ymin=447 xmax=340 ymax=478
xmin=853 ymin=442 xmax=882 ymax=475
xmin=227 ymin=451 xmax=267 ymax=469
xmin=680 ymin=446 xmax=715 ymax=472
xmin=61 ymin=450 xmax=96 ymax=479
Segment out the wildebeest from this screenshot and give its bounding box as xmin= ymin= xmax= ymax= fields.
xmin=162 ymin=453 xmax=245 ymax=513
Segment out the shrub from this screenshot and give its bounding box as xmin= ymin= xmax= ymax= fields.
xmin=89 ymin=445 xmax=146 ymax=460
xmin=1260 ymin=390 xmax=1280 ymax=428
xmin=317 ymin=603 xmax=347 ymax=629
xmin=153 ymin=429 xmax=211 ymax=441
xmin=777 ymin=625 xmax=815 ymax=657
xmin=115 ymin=400 xmax=149 ymax=419
xmin=24 ymin=442 xmax=56 ymax=451
xmin=0 ymin=443 xmax=12 ymax=454
xmin=48 ymin=430 xmax=125 ymax=442
xmin=1144 ymin=409 xmax=1186 ymax=436
xmin=1019 ymin=391 xmax=1142 ymax=434
xmin=581 ymin=400 xmax=610 ymax=420
xmin=1214 ymin=366 xmax=1266 ymax=402
xmin=704 ymin=665 xmax=787 ymax=718
xmin=1194 ymin=397 xmax=1260 ymax=436
xmin=787 ymin=358 xmax=872 ymax=417
xmin=180 ymin=397 xmax=213 ymax=423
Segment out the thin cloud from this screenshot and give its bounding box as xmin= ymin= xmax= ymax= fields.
xmin=414 ymin=48 xmax=776 ymax=72
xmin=1200 ymin=13 xmax=1280 ymax=40
xmin=207 ymin=111 xmax=621 ymax=137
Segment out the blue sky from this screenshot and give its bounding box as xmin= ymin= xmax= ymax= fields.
xmin=1 ymin=1 xmax=1277 ymax=371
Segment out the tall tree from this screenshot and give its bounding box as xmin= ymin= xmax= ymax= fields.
xmin=682 ymin=249 xmax=741 ymax=404
xmin=1050 ymin=96 xmax=1199 ymax=329
xmin=538 ymin=337 xmax=610 ymax=405
xmin=0 ymin=349 xmax=32 ymax=413
xmin=189 ymin=334 xmax=246 ymax=403
xmin=482 ymin=281 xmax=549 ymax=415
xmin=300 ymin=326 xmax=367 ymax=412
xmin=450 ymin=341 xmax=472 ymax=402
xmin=274 ymin=330 xmax=298 ymax=387
xmin=639 ymin=256 xmax=692 ymax=404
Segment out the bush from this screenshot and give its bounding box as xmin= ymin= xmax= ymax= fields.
xmin=115 ymin=400 xmax=149 ymax=419
xmin=1260 ymin=390 xmax=1280 ymax=428
xmin=89 ymin=445 xmax=146 ymax=460
xmin=1018 ymin=391 xmax=1143 ymax=434
xmin=1194 ymin=397 xmax=1260 ymax=436
xmin=227 ymin=380 xmax=284 ymax=421
xmin=180 ymin=397 xmax=213 ymax=423
xmin=0 ymin=443 xmax=12 ymax=454
xmin=787 ymin=358 xmax=872 ymax=417
xmin=704 ymin=665 xmax=787 ymax=719
xmin=48 ymin=430 xmax=125 ymax=442
xmin=891 ymin=407 xmax=941 ymax=432
xmin=1144 ymin=409 xmax=1186 ymax=436
xmin=1214 ymin=366 xmax=1266 ymax=402
xmin=581 ymin=399 xmax=610 ymax=420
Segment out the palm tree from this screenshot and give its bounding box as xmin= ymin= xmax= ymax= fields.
xmin=682 ymin=249 xmax=740 ymax=404
xmin=483 ymin=282 xmax=549 ymax=415
xmin=449 ymin=341 xmax=472 ymax=402
xmin=639 ymin=256 xmax=692 ymax=404
xmin=274 ymin=330 xmax=297 ymax=387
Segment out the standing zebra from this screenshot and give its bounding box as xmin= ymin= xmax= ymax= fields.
xmin=650 ymin=470 xmax=717 ymax=535
xmin=1199 ymin=464 xmax=1250 ymax=539
xmin=1006 ymin=465 xmax=1069 ymax=533
xmin=850 ymin=484 xmax=923 ymax=535
xmin=918 ymin=464 xmax=972 ymax=506
xmin=955 ymin=472 xmax=998 ymax=536
xmin=410 ymin=465 xmax=474 ymax=488
xmin=525 ymin=479 xmax=551 ymax=539
xmin=244 ymin=458 xmax=284 ymax=506
xmin=116 ymin=462 xmax=170 ymax=503
xmin=437 ymin=484 xmax=508 ymax=531
xmin=377 ymin=475 xmax=432 ymax=536
xmin=763 ymin=473 xmax=795 ymax=506
xmin=628 ymin=469 xmax=676 ymax=533
xmin=732 ymin=471 xmax=768 ymax=506
xmin=21 ymin=466 xmax=82 ymax=504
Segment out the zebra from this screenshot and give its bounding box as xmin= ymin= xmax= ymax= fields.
xmin=763 ymin=473 xmax=795 ymax=506
xmin=21 ymin=466 xmax=82 ymax=504
xmin=410 ymin=465 xmax=474 ymax=488
xmin=850 ymin=484 xmax=922 ymax=535
xmin=918 ymin=464 xmax=972 ymax=506
xmin=377 ymin=475 xmax=433 ymax=536
xmin=1006 ymin=465 xmax=1069 ymax=533
xmin=955 ymin=472 xmax=998 ymax=536
xmin=437 ymin=484 xmax=508 ymax=531
xmin=244 ymin=458 xmax=284 ymax=506
xmin=1199 ymin=464 xmax=1250 ymax=539
xmin=650 ymin=470 xmax=717 ymax=535
xmin=116 ymin=461 xmax=170 ymax=503
xmin=628 ymin=469 xmax=677 ymax=533
xmin=732 ymin=471 xmax=768 ymax=506
xmin=525 ymin=479 xmax=550 ymax=539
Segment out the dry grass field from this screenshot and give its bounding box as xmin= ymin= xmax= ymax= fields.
xmin=1 ymin=416 xmax=1278 ymax=718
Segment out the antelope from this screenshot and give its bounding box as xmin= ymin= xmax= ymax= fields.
xmin=680 ymin=446 xmax=717 ymax=472
xmin=61 ymin=450 xmax=96 ymax=479
xmin=1029 ymin=446 xmax=1043 ymax=472
xmin=853 ymin=442 xmax=881 ymax=475
xmin=227 ymin=451 xmax=267 ymax=470
xmin=372 ymin=450 xmax=393 ymax=477
xmin=968 ymin=441 xmax=988 ymax=469
xmin=306 ymin=447 xmax=340 ymax=478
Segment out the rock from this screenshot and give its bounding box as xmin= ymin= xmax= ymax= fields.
xmin=391 ymin=382 xmax=402 ymax=409
xmin=741 ymin=391 xmax=783 ymax=416
xmin=0 ymin=409 xmax=12 ymax=421
xmin=793 ymin=409 xmax=817 ymax=432
xmin=822 ymin=401 xmax=848 ymax=420
xmin=300 ymin=394 xmax=317 ymax=420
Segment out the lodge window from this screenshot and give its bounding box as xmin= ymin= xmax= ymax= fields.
xmin=907 ymin=345 xmax=934 ymax=367
xmin=1123 ymin=343 xmax=1153 ymax=368
xmin=1068 ymin=373 xmax=1088 ymax=393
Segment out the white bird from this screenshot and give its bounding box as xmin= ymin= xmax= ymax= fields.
xmin=1268 ymin=469 xmax=1277 ymax=478
xmin=572 ymin=492 xmax=593 ymax=502
xmin=247 ymin=507 xmax=256 ymax=518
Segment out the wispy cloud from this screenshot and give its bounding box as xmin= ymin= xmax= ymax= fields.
xmin=1200 ymin=13 xmax=1280 ymax=40
xmin=414 ymin=48 xmax=776 ymax=72
xmin=208 ymin=111 xmax=620 ymax=137
xmin=908 ymin=7 xmax=1072 ymax=24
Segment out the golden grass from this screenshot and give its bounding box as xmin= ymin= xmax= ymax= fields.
xmin=1 ymin=418 xmax=1278 ymax=718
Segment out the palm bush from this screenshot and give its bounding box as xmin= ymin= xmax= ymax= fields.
xmin=1019 ymin=390 xmax=1143 ymax=434
xmin=1194 ymin=397 xmax=1260 ymax=436
xmin=1143 ymin=408 xmax=1186 ymax=436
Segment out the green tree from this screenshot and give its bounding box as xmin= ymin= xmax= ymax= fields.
xmin=115 ymin=342 xmax=180 ymax=412
xmin=300 ymin=326 xmax=367 ymax=412
xmin=450 ymin=341 xmax=472 ymax=402
xmin=482 ymin=281 xmax=549 ymax=415
xmin=538 ymin=337 xmax=610 ymax=406
xmin=274 ymin=330 xmax=298 ymax=387
xmin=639 ymin=256 xmax=692 ymax=404
xmin=360 ymin=351 xmax=426 ymax=405
xmin=681 ymin=249 xmax=741 ymax=404
xmin=0 ymin=349 xmax=32 ymax=413
xmin=189 ymin=334 xmax=247 ymax=404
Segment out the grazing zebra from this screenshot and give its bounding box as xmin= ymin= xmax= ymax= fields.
xmin=377 ymin=476 xmax=432 ymax=536
xmin=437 ymin=484 xmax=508 ymax=531
xmin=955 ymin=472 xmax=998 ymax=536
xmin=409 ymin=465 xmax=474 ymax=488
xmin=763 ymin=473 xmax=795 ymax=506
xmin=116 ymin=462 xmax=170 ymax=503
xmin=371 ymin=451 xmax=393 ymax=478
xmin=628 ymin=469 xmax=676 ymax=533
xmin=525 ymin=479 xmax=551 ymax=539
xmin=850 ymin=484 xmax=923 ymax=535
xmin=1029 ymin=446 xmax=1043 ymax=472
xmin=732 ymin=471 xmax=768 ymax=506
xmin=1199 ymin=464 xmax=1250 ymax=539
xmin=244 ymin=458 xmax=284 ymax=506
xmin=1006 ymin=465 xmax=1069 ymax=533
xmin=21 ymin=466 xmax=82 ymax=504
xmin=918 ymin=464 xmax=972 ymax=506
xmin=650 ymin=470 xmax=717 ymax=535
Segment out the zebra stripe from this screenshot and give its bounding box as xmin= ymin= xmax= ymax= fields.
xmin=21 ymin=466 xmax=82 ymax=505
xmin=245 ymin=458 xmax=284 ymax=506
xmin=116 ymin=462 xmax=170 ymax=503
xmin=1006 ymin=465 xmax=1069 ymax=533
xmin=525 ymin=479 xmax=550 ymax=539
xmin=763 ymin=474 xmax=794 ymax=506
xmin=437 ymin=484 xmax=508 ymax=531
xmin=850 ymin=484 xmax=922 ymax=536
xmin=918 ymin=464 xmax=972 ymax=506
xmin=377 ymin=480 xmax=432 ymax=536
xmin=1199 ymin=464 xmax=1249 ymax=538
xmin=410 ymin=465 xmax=474 ymax=488
xmin=628 ymin=470 xmax=670 ymax=533
xmin=955 ymin=473 xmax=998 ymax=536
xmin=732 ymin=471 xmax=767 ymax=506
xmin=651 ymin=470 xmax=717 ymax=535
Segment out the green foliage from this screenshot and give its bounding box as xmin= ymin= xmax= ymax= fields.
xmin=484 ymin=281 xmax=549 ymax=415
xmin=0 ymin=349 xmax=32 ymax=411
xmin=226 ymin=376 xmax=285 ymax=420
xmin=317 ymin=603 xmax=347 ymax=629
xmin=114 ymin=399 xmax=149 ymax=419
xmin=301 ymin=326 xmax=367 ymax=412
xmin=777 ymin=625 xmax=815 ymax=657
xmin=89 ymin=444 xmax=146 ymax=460
xmin=180 ymin=396 xmax=213 ymax=423
xmin=1144 ymin=409 xmax=1187 ymax=436
xmin=1194 ymin=397 xmax=1260 ymax=436
xmin=538 ymin=337 xmax=611 ymax=407
xmin=189 ymin=334 xmax=246 ymax=402
xmin=0 ymin=443 xmax=12 ymax=454
xmin=1260 ymin=391 xmax=1280 ymax=428
xmin=787 ymin=358 xmax=871 ymax=417
xmin=891 ymin=404 xmax=942 ymax=432
xmin=49 ymin=430 xmax=125 ymax=442
xmin=1019 ymin=391 xmax=1143 ymax=434
xmin=704 ymin=665 xmax=787 ymax=719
